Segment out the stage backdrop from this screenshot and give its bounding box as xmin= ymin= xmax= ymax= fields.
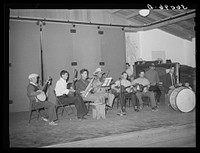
xmin=9 ymin=20 xmax=126 ymax=112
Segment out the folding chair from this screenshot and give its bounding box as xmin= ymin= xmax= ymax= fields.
xmin=28 ymin=100 xmax=45 ymax=123
xmin=142 ymin=96 xmax=151 ymax=107
xmin=53 ymin=90 xmax=75 ymax=119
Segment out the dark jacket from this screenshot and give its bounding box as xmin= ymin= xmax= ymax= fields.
xmin=163 ymin=73 xmax=176 ymax=94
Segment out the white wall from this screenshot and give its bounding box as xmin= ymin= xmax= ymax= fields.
xmin=137 ymin=29 xmax=195 ymax=67
xmin=183 ymin=38 xmax=196 ymax=67
xmin=125 ymin=32 xmax=140 ymax=65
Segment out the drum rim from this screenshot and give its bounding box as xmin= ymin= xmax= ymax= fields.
xmin=169 ymin=87 xmax=195 ymax=112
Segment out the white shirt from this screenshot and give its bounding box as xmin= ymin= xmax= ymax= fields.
xmin=126 ymin=67 xmax=133 ymax=77
xmin=112 ymin=79 xmax=132 ymax=92
xmin=54 ymin=77 xmax=70 ymax=96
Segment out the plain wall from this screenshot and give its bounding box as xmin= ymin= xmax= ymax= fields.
xmin=9 ymin=21 xmax=41 ymax=112
xmin=139 ymin=29 xmax=186 ymax=64
xmin=9 ymin=20 xmax=126 ymax=112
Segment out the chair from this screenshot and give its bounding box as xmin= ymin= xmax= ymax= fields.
xmin=53 ymin=90 xmax=75 ymax=119
xmin=115 ymin=93 xmax=131 ymax=109
xmin=28 ymin=100 xmax=45 ymax=123
xmin=142 ymin=96 xmax=151 ymax=107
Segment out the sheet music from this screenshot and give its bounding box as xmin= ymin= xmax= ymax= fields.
xmin=102 ymin=77 xmax=112 ymax=87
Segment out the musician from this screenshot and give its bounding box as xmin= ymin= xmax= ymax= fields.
xmin=132 ymin=70 xmax=158 ymax=111
xmin=75 ymin=68 xmax=104 ymax=104
xmin=125 ymin=63 xmax=134 ymax=82
xmin=27 ymin=73 xmax=58 ymax=125
xmin=54 ymin=70 xmax=88 ymax=120
xmin=92 ymin=68 xmax=115 ymax=109
xmin=144 ymin=63 xmax=161 ymax=104
xmin=111 ymin=72 xmax=138 ymax=116
xmin=163 ymin=66 xmax=176 ymax=106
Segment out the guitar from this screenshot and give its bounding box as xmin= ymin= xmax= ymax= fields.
xmin=112 ymin=83 xmax=152 ymax=93
xmin=112 ymin=84 xmax=137 ymax=93
xmin=36 ymin=76 xmax=53 ymax=102
xmin=67 ymin=69 xmax=78 ymax=97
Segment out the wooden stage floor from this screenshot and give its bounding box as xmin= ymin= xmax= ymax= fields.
xmin=9 ymin=100 xmax=196 ymax=148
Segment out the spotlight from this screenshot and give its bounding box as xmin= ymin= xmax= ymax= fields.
xmin=122 ymin=27 xmax=124 ymax=31
xmin=139 ymin=9 xmax=150 ymax=17
xmin=98 ymin=26 xmax=100 ymax=29
xmin=73 ymin=24 xmax=75 ymax=28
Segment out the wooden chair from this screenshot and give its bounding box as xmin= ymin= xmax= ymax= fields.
xmin=53 ymin=90 xmax=75 ymax=119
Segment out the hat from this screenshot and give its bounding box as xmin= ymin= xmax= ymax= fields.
xmin=93 ymin=68 xmax=103 ymax=75
xmin=28 ymin=73 xmax=39 ymax=80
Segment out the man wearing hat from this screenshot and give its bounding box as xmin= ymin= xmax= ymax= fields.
xmin=27 ymin=73 xmax=58 ymax=125
xmin=144 ymin=63 xmax=161 ymax=104
xmin=92 ymin=68 xmax=115 ymax=109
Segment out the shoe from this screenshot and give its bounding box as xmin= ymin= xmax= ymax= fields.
xmin=155 ymin=105 xmax=159 ymax=109
xmin=78 ymin=116 xmax=87 ymax=120
xmin=152 ymin=107 xmax=158 ymax=112
xmin=122 ymin=111 xmax=126 ymax=115
xmin=41 ymin=117 xmax=49 ymax=122
xmin=117 ymin=113 xmax=123 ymax=116
xmin=49 ymin=121 xmax=58 ymax=125
xmin=134 ymin=108 xmax=139 ymax=112
xmin=117 ymin=111 xmax=126 ymax=116
xmin=139 ymin=105 xmax=143 ymax=110
xmin=106 ymin=105 xmax=112 ymax=110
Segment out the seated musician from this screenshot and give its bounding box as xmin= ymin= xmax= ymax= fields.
xmin=75 ymin=68 xmax=104 ymax=104
xmin=132 ymin=70 xmax=158 ymax=111
xmin=54 ymin=70 xmax=88 ymax=120
xmin=144 ymin=63 xmax=161 ymax=104
xmin=27 ymin=73 xmax=58 ymax=125
xmin=111 ymin=72 xmax=138 ymax=116
xmin=92 ymin=68 xmax=115 ymax=109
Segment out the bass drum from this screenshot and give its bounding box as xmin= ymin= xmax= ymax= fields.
xmin=168 ymin=87 xmax=195 ymax=113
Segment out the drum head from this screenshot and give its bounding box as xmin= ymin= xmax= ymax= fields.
xmin=176 ymin=89 xmax=195 ymax=112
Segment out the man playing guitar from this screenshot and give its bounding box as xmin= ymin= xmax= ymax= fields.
xmin=111 ymin=72 xmax=138 ymax=116
xmin=54 ymin=70 xmax=88 ymax=120
xmin=27 ymin=73 xmax=58 ymax=125
xmin=132 ymin=70 xmax=158 ymax=112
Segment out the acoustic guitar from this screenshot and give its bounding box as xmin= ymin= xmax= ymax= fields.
xmin=67 ymin=69 xmax=78 ymax=97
